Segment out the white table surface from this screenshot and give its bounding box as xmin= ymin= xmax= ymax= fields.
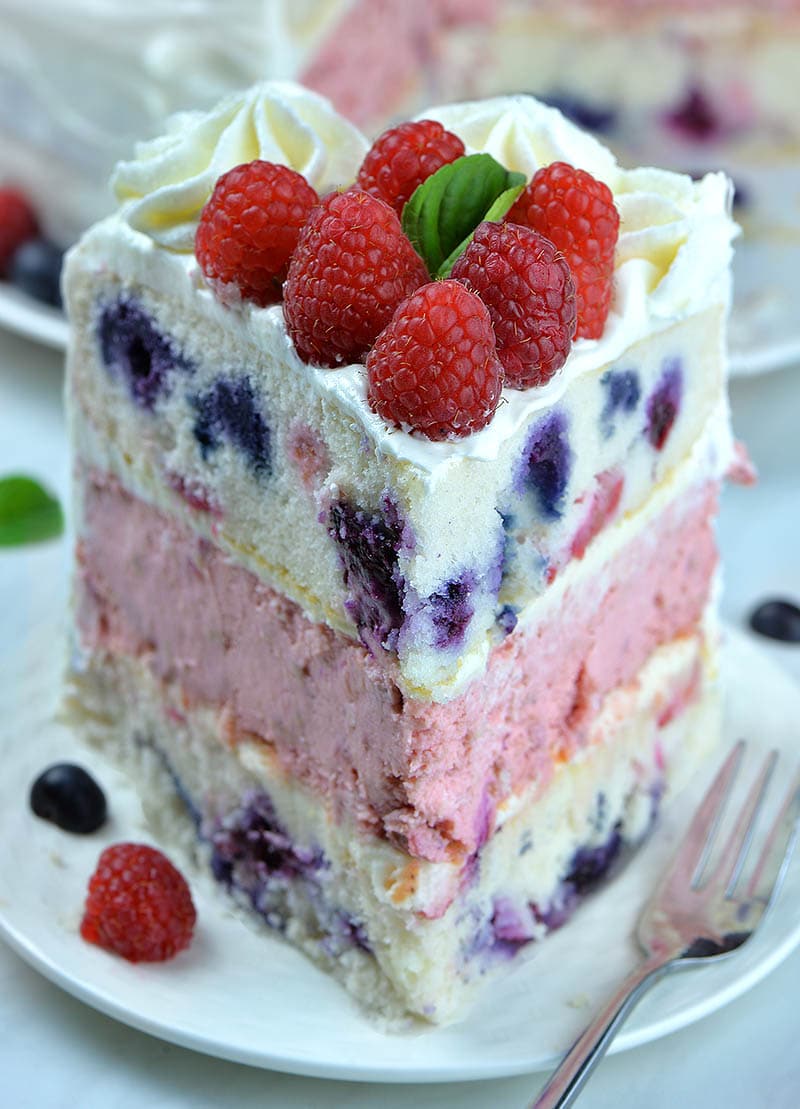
xmin=1 ymin=326 xmax=799 ymax=1109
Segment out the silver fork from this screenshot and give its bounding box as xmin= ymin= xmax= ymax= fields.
xmin=531 ymin=741 xmax=800 ymax=1109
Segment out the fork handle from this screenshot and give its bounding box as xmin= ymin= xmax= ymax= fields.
xmin=530 ymin=953 xmax=674 ymax=1109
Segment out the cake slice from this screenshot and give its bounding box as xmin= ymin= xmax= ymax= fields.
xmin=63 ymin=82 xmax=737 ymax=1023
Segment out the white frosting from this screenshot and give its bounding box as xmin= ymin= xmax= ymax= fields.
xmin=83 ymin=88 xmax=736 ymax=472
xmin=111 ymin=82 xmax=368 ymax=252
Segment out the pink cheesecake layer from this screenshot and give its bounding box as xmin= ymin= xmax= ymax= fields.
xmin=76 ymin=471 xmax=719 ymax=863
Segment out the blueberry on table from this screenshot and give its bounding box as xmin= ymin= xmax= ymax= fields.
xmin=9 ymin=238 xmax=64 ymax=308
xmin=749 ymin=599 xmax=800 ymax=644
xmin=30 ymin=763 xmax=107 ymax=833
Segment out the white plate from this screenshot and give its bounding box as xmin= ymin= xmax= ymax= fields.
xmin=0 ymin=282 xmax=69 ymax=351
xmin=0 ymin=542 xmax=799 ymax=1083
xmin=0 ymin=268 xmax=797 ymax=376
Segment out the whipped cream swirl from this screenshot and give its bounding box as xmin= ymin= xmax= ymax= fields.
xmin=112 ymin=81 xmax=368 ymax=252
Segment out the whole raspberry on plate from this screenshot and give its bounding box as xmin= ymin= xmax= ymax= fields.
xmin=195 ymin=161 xmax=319 ymax=307
xmin=367 ymin=279 xmax=503 ymax=441
xmin=451 ymin=221 xmax=576 ymax=389
xmin=356 ymin=119 xmax=466 ymax=215
xmin=0 ymin=187 xmax=39 ymax=278
xmin=507 ymin=161 xmax=619 ymax=340
xmin=283 ymin=188 xmax=429 ymax=367
xmin=80 ymin=842 xmax=196 ymax=962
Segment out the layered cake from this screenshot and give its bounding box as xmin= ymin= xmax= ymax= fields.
xmin=63 ymin=81 xmax=737 ymax=1022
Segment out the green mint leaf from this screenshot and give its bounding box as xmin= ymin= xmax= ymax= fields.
xmin=402 ymin=154 xmax=526 ymax=277
xmin=436 ymin=182 xmax=526 ymax=278
xmin=0 ymin=475 xmax=64 ymax=546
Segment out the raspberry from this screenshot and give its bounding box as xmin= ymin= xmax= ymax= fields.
xmin=451 ymin=221 xmax=576 ymax=389
xmin=283 ymin=189 xmax=428 ymax=367
xmin=507 ymin=162 xmax=619 ymax=340
xmin=356 ymin=119 xmax=466 ymax=215
xmin=0 ymin=187 xmax=39 ymax=278
xmin=195 ymin=161 xmax=319 ymax=307
xmin=367 ymin=279 xmax=502 ymax=441
xmin=80 ymin=843 xmax=196 ymax=962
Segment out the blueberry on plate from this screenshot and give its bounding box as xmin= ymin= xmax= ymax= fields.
xmin=749 ymin=599 xmax=800 ymax=644
xmin=30 ymin=763 xmax=107 ymax=833
xmin=10 ymin=238 xmax=64 ymax=308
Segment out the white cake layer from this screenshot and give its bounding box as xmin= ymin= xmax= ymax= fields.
xmin=65 ymin=630 xmax=719 ymax=1023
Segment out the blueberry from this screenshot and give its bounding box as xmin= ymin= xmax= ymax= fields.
xmin=600 ymin=368 xmax=641 ymax=439
xmin=328 ymin=499 xmax=406 ymax=649
xmin=645 ymin=359 xmax=683 ymax=450
xmin=749 ymin=599 xmax=800 ymax=644
xmin=98 ymin=298 xmax=193 ymax=410
xmin=10 ymin=238 xmax=64 ymax=308
xmin=540 ymin=93 xmax=618 ymax=134
xmin=516 ymin=410 xmax=573 ymax=519
xmin=664 ymin=86 xmax=721 ymax=142
xmin=210 ymin=791 xmax=322 ymax=886
xmin=427 ymin=572 xmax=476 ymax=649
xmin=30 ymin=763 xmax=107 ymax=834
xmin=192 ymin=377 xmax=272 ymax=476
xmin=496 ymin=604 xmax=518 ymax=636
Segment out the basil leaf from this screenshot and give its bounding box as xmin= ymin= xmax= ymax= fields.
xmin=0 ymin=475 xmax=64 ymax=546
xmin=437 ymin=182 xmax=526 ymax=278
xmin=402 ymin=154 xmax=526 ymax=276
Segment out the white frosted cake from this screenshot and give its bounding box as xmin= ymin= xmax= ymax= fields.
xmin=63 ymin=82 xmax=737 ymax=1022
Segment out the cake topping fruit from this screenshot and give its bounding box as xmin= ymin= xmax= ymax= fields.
xmin=507 ymin=161 xmax=619 ymax=340
xmin=30 ymin=763 xmax=107 ymax=834
xmin=196 ymin=160 xmax=319 ymax=307
xmin=450 ymin=220 xmax=576 ymax=389
xmin=80 ymin=843 xmax=197 ymax=962
xmin=356 ymin=119 xmax=466 ymax=215
xmin=366 ymin=279 xmax=502 ymax=441
xmin=283 ymin=188 xmax=429 ymax=367
xmin=0 ymin=186 xmax=39 ymax=277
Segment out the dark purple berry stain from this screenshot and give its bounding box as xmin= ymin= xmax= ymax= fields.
xmin=428 ymin=572 xmax=476 ymax=650
xmin=10 ymin=238 xmax=64 ymax=307
xmin=645 ymin=360 xmax=683 ymax=451
xmin=497 ymin=604 xmax=518 ymax=636
xmin=30 ymin=763 xmax=107 ymax=834
xmin=98 ymin=298 xmax=193 ymax=410
xmin=328 ymin=498 xmax=406 ymax=650
xmin=663 ymin=85 xmax=722 ymax=142
xmin=600 ymin=368 xmax=641 ymax=439
xmin=540 ymin=92 xmax=618 ymax=134
xmin=192 ymin=376 xmax=272 ymax=476
xmin=210 ymin=791 xmax=322 ymax=887
xmin=749 ymin=599 xmax=800 ymax=644
xmin=516 ymin=410 xmax=573 ymax=519
xmin=208 ymin=791 xmax=371 ymax=954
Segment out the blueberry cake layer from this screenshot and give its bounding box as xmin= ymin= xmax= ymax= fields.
xmin=65 ymin=625 xmax=717 ymax=1024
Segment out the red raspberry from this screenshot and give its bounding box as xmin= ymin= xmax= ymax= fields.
xmin=451 ymin=221 xmax=576 ymax=389
xmin=0 ymin=187 xmax=39 ymax=278
xmin=367 ymin=279 xmax=503 ymax=441
xmin=195 ymin=161 xmax=319 ymax=307
xmin=356 ymin=119 xmax=466 ymax=215
xmin=283 ymin=188 xmax=429 ymax=367
xmin=80 ymin=843 xmax=196 ymax=963
xmin=507 ymin=162 xmax=619 ymax=340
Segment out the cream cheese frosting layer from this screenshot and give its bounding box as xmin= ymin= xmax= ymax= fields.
xmin=73 ymin=86 xmax=737 ymax=474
